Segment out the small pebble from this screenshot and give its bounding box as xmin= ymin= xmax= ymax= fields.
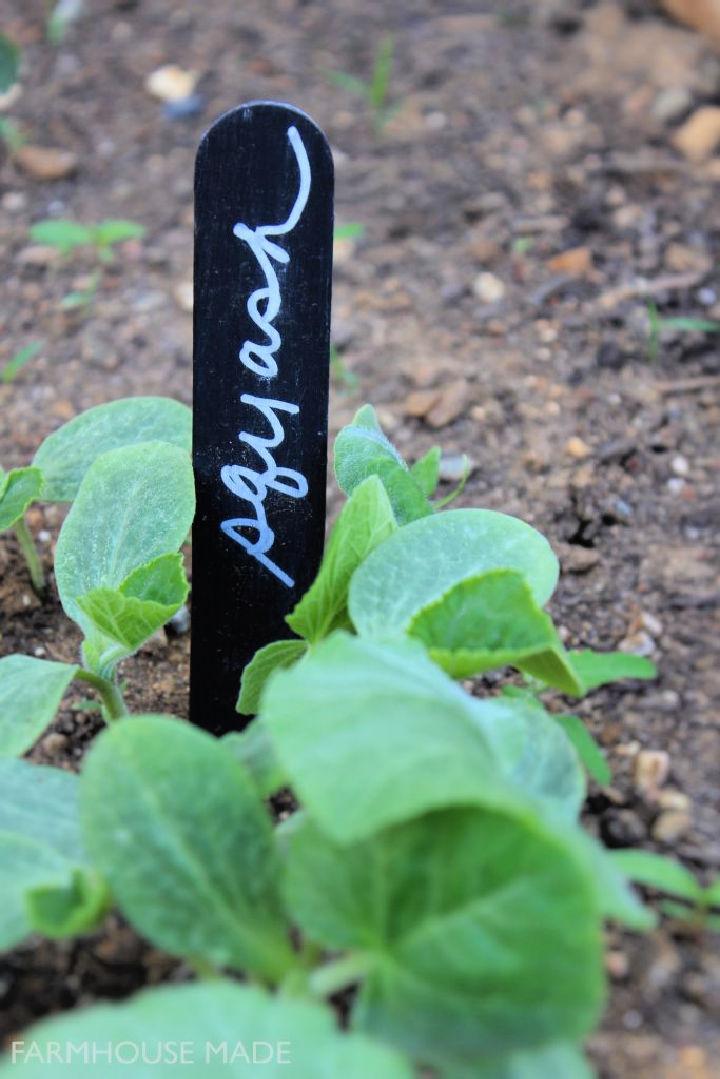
xmin=672 ymin=454 xmax=689 ymax=477
xmin=618 ymin=630 xmax=656 ymax=657
xmin=652 ymin=809 xmax=691 ymax=843
xmin=438 ymin=454 xmax=472 ymax=483
xmin=472 ymin=272 xmax=505 ymax=304
xmin=634 ymin=749 xmax=670 ymax=797
xmin=565 ymin=436 xmax=591 ymax=460
xmin=146 ymin=64 xmax=198 ymax=103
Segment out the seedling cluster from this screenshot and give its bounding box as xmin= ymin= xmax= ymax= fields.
xmin=0 ymin=393 xmax=703 ymax=1077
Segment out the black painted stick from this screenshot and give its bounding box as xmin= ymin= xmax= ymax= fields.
xmin=191 ymin=102 xmax=334 ymax=733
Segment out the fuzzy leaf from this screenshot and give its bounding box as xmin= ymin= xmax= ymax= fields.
xmin=568 ymin=650 xmax=656 ymax=691
xmin=349 ymin=508 xmax=559 ymax=640
xmin=283 ymin=807 xmax=604 ymax=1065
xmin=76 ymin=553 xmax=188 ymax=656
xmin=0 ymin=655 xmax=78 ymax=758
xmin=80 ymin=716 xmax=295 ymax=980
xmin=0 ymin=760 xmax=104 ymax=950
xmin=0 ymin=467 xmax=43 ymax=531
xmin=409 ymin=446 xmax=441 ymax=497
xmin=0 ymin=982 xmax=412 ymax=1077
xmin=222 ymin=721 xmax=288 ymax=798
xmin=287 ymin=477 xmax=397 ymax=641
xmin=236 ymin=639 xmax=308 ymax=716
xmin=446 ymin=1043 xmax=593 ymax=1078
xmin=34 ymin=396 xmax=192 ymax=502
xmin=334 ymin=406 xmax=432 ymax=524
xmin=262 ymin=634 xmax=582 ymax=842
xmin=55 ymin=442 xmax=195 ymax=664
xmin=408 ymin=569 xmax=583 ymax=694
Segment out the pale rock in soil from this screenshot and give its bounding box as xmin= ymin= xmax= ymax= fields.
xmin=652 ymin=808 xmax=692 ymax=842
xmin=634 ymin=750 xmax=670 ymax=798
xmin=146 ymin=65 xmax=198 ymax=103
xmin=561 ymin=547 xmax=600 ymax=575
xmin=16 ymin=245 xmax=61 ymax=267
xmin=403 ymin=388 xmax=441 ymax=419
xmin=439 ymin=454 xmax=473 ymax=483
xmin=547 ymin=246 xmax=592 ymax=276
xmin=425 ymin=379 xmax=472 ymax=428
xmin=618 ymin=630 xmax=656 ymax=657
xmin=565 ymin=436 xmax=591 ymax=460
xmin=472 ymin=271 xmax=505 ymax=304
xmin=653 ymin=86 xmax=693 ymax=124
xmin=15 ymin=145 xmax=78 ymax=181
xmin=173 ymin=281 xmax=193 ymax=313
xmin=673 ymin=106 xmax=720 ymax=162
xmin=664 ymin=242 xmax=712 ymax=275
xmin=660 ymin=0 xmax=720 ymax=46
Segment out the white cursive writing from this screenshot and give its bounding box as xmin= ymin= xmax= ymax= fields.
xmin=220 ymin=124 xmax=311 ymax=587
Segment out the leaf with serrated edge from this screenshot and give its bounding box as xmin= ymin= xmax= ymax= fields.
xmin=0 ymin=467 xmax=43 ymax=531
xmin=55 ymin=442 xmax=195 ymax=658
xmin=0 ymin=760 xmax=102 ymax=950
xmin=0 ymin=656 xmax=78 ymax=758
xmin=236 ymin=639 xmax=308 ymax=716
xmin=76 ymin=553 xmax=188 ymax=656
xmin=408 ymin=569 xmax=582 ymax=695
xmin=0 ymin=982 xmax=413 ymax=1078
xmin=80 ymin=715 xmax=295 ymax=980
xmin=262 ymin=633 xmax=581 ymax=842
xmin=34 ymin=396 xmax=192 ymax=502
xmin=349 ymin=509 xmax=559 ymax=641
xmin=287 ymin=477 xmax=397 ymax=642
xmin=283 ymin=807 xmax=604 ymax=1064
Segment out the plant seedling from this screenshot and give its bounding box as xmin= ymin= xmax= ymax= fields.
xmin=612 ymin=850 xmax=720 ymax=931
xmin=0 ymin=400 xmax=662 ymax=1076
xmin=0 ymin=32 xmax=19 ymax=94
xmin=0 ymin=396 xmax=191 ymax=596
xmin=328 ymin=35 xmax=399 ymax=135
xmin=29 ymin=219 xmax=145 ymax=310
xmin=1 ymin=341 xmax=43 ymax=385
xmin=646 ymin=300 xmax=720 ymax=362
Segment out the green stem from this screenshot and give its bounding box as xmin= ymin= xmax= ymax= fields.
xmin=13 ymin=516 xmax=45 ymax=595
xmin=75 ymin=669 xmax=128 ymax=722
xmin=307 ymin=953 xmax=372 ymax=999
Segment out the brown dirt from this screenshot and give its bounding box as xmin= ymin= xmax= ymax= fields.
xmin=1 ymin=1 xmax=718 ymax=1075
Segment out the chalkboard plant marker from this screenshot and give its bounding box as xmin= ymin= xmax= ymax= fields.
xmin=191 ymin=102 xmax=334 ymax=733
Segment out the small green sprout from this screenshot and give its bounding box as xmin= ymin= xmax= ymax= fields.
xmin=1 ymin=341 xmax=42 ymax=384
xmin=328 ymin=35 xmax=399 ymax=135
xmin=646 ymin=301 xmax=720 ymax=362
xmin=612 ymin=850 xmax=720 ymax=931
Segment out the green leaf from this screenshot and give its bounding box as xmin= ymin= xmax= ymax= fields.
xmin=262 ymin=633 xmax=578 ymax=843
xmin=80 ymin=715 xmax=295 ymax=980
xmin=92 ymin=219 xmax=145 ymax=247
xmin=0 ymin=760 xmax=104 ymax=950
xmin=34 ymin=396 xmax=192 ymax=502
xmin=407 ymin=569 xmax=583 ymax=694
xmin=576 ymin=835 xmax=655 ymax=931
xmin=0 ymin=982 xmax=413 ymax=1077
xmin=222 ymin=721 xmax=288 ymax=798
xmin=283 ymin=807 xmax=604 ymax=1064
xmin=28 ymin=220 xmax=94 ymax=254
xmin=446 ymin=1043 xmax=593 ymax=1078
xmin=327 ymin=70 xmax=370 ymax=98
xmin=334 ymin=406 xmax=432 ymax=524
xmin=0 ymin=467 xmax=43 ymax=531
xmin=236 ymin=639 xmax=308 ymax=716
xmin=610 ymin=850 xmax=703 ymax=903
xmin=568 ymin=650 xmax=657 ymax=692
xmin=1 ymin=341 xmax=42 ymax=384
xmin=0 ymin=32 xmax=20 ymax=94
xmin=554 ymin=714 xmax=611 ymax=786
xmin=76 ymin=553 xmax=188 ymax=657
xmin=0 ymin=655 xmax=78 ymax=758
xmin=349 ymin=508 xmax=560 ymax=640
xmin=409 ymin=445 xmax=441 ymax=497
xmin=333 ymin=222 xmax=365 ymax=240
xmin=54 ymin=442 xmax=195 ymax=665
xmin=287 ymin=477 xmax=397 ymax=641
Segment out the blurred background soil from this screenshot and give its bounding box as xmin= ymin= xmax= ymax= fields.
xmin=0 ymin=1 xmax=718 ymax=1075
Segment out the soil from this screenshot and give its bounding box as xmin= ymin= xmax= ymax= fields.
xmin=1 ymin=0 xmax=719 ymax=1075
